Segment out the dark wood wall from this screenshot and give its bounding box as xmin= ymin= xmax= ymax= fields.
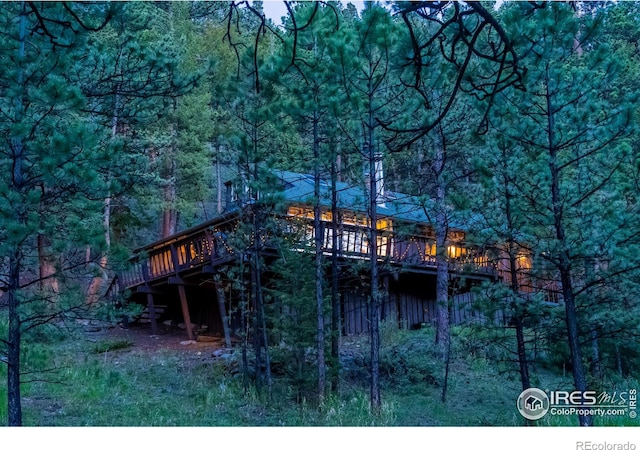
xmin=342 ymin=273 xmax=436 ymax=334
xmin=341 ymin=274 xmax=495 ymax=334
xmin=132 ymin=271 xmax=497 ymax=338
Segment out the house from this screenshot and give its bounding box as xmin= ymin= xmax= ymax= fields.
xmin=525 ymin=395 xmax=543 ymax=412
xmin=108 ymin=169 xmax=504 ymax=340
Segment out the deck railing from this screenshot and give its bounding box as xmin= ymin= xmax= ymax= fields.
xmin=117 ymin=216 xmax=497 ymax=292
xmin=119 ymin=225 xmax=234 ymax=290
xmin=291 ymin=220 xmax=496 ymax=274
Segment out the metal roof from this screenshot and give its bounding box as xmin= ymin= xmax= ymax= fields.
xmin=273 ymin=170 xmax=440 ymax=226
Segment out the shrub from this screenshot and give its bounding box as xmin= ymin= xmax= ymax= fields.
xmin=91 ymin=339 xmax=133 ymax=354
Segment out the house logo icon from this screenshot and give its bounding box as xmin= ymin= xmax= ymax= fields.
xmin=517 ymin=388 xmax=550 ymax=420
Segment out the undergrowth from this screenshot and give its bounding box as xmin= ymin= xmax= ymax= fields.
xmin=91 ymin=339 xmax=133 ymax=354
xmin=0 ymin=320 xmax=637 ymax=426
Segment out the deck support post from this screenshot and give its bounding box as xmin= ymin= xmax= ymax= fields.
xmin=147 ymin=292 xmax=158 ymax=335
xmin=177 ymin=284 xmax=194 ymax=341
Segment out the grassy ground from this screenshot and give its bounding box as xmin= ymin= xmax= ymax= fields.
xmin=0 ymin=322 xmax=637 ymax=426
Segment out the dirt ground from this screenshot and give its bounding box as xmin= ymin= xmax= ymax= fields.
xmin=91 ymin=321 xmax=227 ymax=354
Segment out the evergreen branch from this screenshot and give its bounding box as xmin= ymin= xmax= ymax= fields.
xmin=61 ymin=2 xmax=114 ymax=33
xmin=385 ymin=2 xmax=524 ymax=145
xmin=26 ymin=2 xmax=75 ymax=49
xmin=383 ymin=15 xmax=482 ymax=149
xmin=569 ymin=160 xmax=623 ymax=209
xmin=21 ymin=304 xmax=88 ymax=334
xmin=223 ymin=2 xmax=246 ymax=81
xmin=557 ymin=121 xmax=630 ymax=173
xmin=573 ymin=265 xmax=640 ymax=299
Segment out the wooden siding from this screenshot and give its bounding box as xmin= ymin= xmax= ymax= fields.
xmin=341 ymin=290 xmax=507 ymax=335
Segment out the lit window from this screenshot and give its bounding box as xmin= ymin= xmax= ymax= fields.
xmin=376 ymin=218 xmax=393 ymax=231
xmin=288 ymin=206 xmax=314 ymax=219
xmin=447 ymin=246 xmax=467 ymax=259
xmin=321 ymin=211 xmax=333 ymax=222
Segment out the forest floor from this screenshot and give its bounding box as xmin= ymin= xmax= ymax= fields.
xmin=1 ymin=320 xmax=638 ymax=427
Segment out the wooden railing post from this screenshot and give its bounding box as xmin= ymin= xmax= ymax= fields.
xmin=170 ymin=243 xmax=180 ymax=274
xmin=203 ymin=228 xmax=213 ymax=258
xmin=141 ymin=260 xmax=150 ymax=284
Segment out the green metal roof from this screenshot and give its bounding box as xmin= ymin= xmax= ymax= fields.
xmin=273 ymin=170 xmax=440 ymax=226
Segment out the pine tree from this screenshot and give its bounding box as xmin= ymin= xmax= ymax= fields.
xmin=0 ymin=2 xmax=115 ymax=426
xmin=216 ymin=8 xmax=290 ymax=396
xmin=271 ymin=0 xmax=353 ymax=404
xmin=489 ymin=2 xmax=639 ymax=426
xmin=349 ymin=2 xmax=403 ymax=413
xmin=77 ymin=1 xmax=198 ymax=301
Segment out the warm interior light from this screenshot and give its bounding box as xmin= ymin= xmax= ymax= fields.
xmin=447 ymin=245 xmax=467 ymax=259
xmin=376 ymin=218 xmax=393 ymax=231
xmin=516 ymin=253 xmax=532 ymax=269
xmin=288 ymin=206 xmax=314 ymax=219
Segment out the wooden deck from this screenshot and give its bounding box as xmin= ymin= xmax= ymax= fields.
xmin=110 ymin=213 xmax=497 ymax=298
xmin=116 ymin=217 xmax=237 ymax=293
xmin=104 ymin=210 xmax=505 ymax=339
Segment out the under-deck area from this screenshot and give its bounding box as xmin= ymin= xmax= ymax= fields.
xmin=108 ymin=205 xmax=499 ymax=340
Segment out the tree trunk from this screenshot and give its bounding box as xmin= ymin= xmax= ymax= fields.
xmin=365 ymin=67 xmax=382 ymax=411
xmin=441 ymin=335 xmax=451 ymax=403
xmin=251 ymin=180 xmax=271 ymax=397
xmin=615 ymin=341 xmax=623 ymax=377
xmin=432 ymin=127 xmax=451 ymax=404
xmin=86 ymin=196 xmax=111 ymax=304
xmin=369 ymin=215 xmax=381 ymax=413
xmin=514 ymin=315 xmax=531 ymax=391
xmin=250 ymin=253 xmax=263 ymax=395
xmin=591 ymin=329 xmax=602 ymax=380
xmin=434 ymin=133 xmax=450 ymax=349
xmin=251 ymin=250 xmax=272 ymax=397
xmin=500 ymin=144 xmax=532 ymax=394
xmin=546 ymin=75 xmax=592 ymax=426
xmin=313 ymin=109 xmax=326 ymax=403
xmin=435 ymin=220 xmax=449 ymax=347
xmin=330 ymin=155 xmax=341 ymax=393
xmin=214 ymin=274 xmax=232 ymax=348
xmin=87 ymin=71 xmax=120 ymax=304
xmin=368 ymin=150 xmax=381 ymax=413
xmin=7 ymin=3 xmax=27 ymax=426
xmin=162 ymin=163 xmax=177 ymax=238
xmin=7 ymin=253 xmax=22 ymax=427
xmin=560 ymin=267 xmax=591 ymax=426
xmin=161 ymin=125 xmax=178 ymax=238
xmin=38 ymin=183 xmax=58 ymax=297
xmin=216 ymin=144 xmax=223 ymax=215
xmin=258 ymin=275 xmax=272 ymax=398
xmin=240 ymin=257 xmax=250 ymax=393
xmin=508 ymin=246 xmax=532 ymax=396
